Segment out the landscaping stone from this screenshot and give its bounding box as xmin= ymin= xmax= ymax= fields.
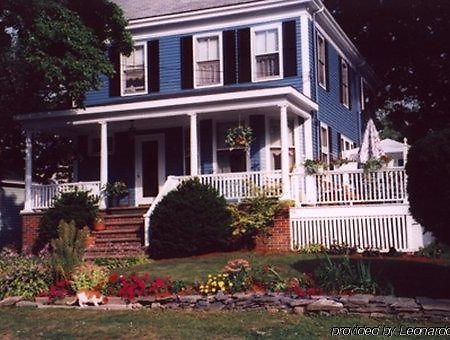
xmin=179 ymin=295 xmax=203 ymax=304
xmin=16 ymin=301 xmax=38 ymax=308
xmin=306 ymin=299 xmax=344 ymax=312
xmin=37 ymin=304 xmax=72 ymax=309
xmin=232 ymin=292 xmax=254 ymax=300
xmin=0 ymin=296 xmax=23 ymax=307
xmin=416 ymin=297 xmax=450 ymax=312
xmin=390 ymin=298 xmax=420 ymax=312
xmin=289 ymin=299 xmax=313 ymax=307
xmin=371 ymin=295 xmax=399 ymax=305
xmin=34 ymin=297 xmax=50 ymax=305
xmin=293 ymin=306 xmax=305 ymax=315
xmin=150 ymin=302 xmax=162 ymax=309
xmin=106 ymin=297 xmax=126 ymax=305
xmin=347 ymin=294 xmax=373 ymax=305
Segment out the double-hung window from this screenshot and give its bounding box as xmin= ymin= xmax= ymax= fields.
xmin=194 ymin=33 xmax=222 ymax=88
xmin=121 ymin=44 xmax=147 ymax=95
xmin=340 ymin=58 xmax=350 ymax=108
xmin=252 ymin=24 xmax=282 ymax=81
xmin=339 ymin=134 xmax=355 ymax=157
xmin=216 ymin=121 xmax=247 ymax=173
xmin=320 ymin=123 xmax=330 ymax=163
xmin=268 ymin=119 xmax=295 ymax=171
xmin=316 ymin=33 xmax=327 ymax=89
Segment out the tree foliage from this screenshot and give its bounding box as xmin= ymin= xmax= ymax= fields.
xmin=406 ymin=129 xmax=450 ymax=245
xmin=0 ymin=0 xmax=132 ymax=179
xmin=325 ymin=0 xmax=450 ymax=142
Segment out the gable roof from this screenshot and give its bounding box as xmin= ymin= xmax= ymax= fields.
xmin=112 ymin=0 xmax=269 ymax=20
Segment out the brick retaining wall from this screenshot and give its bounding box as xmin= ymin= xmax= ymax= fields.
xmin=21 ymin=212 xmax=43 ymax=254
xmin=254 ymin=207 xmax=291 ymax=252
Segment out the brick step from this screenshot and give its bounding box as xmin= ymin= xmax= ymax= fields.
xmin=94 ymin=237 xmax=142 ymax=244
xmin=87 ymin=244 xmax=143 ymax=252
xmin=84 ymin=252 xmax=145 ymax=260
xmin=92 ymin=228 xmax=140 ymax=235
xmin=94 ymin=232 xmax=142 ymax=240
xmin=104 ymin=207 xmax=149 ymax=216
xmin=104 ymin=213 xmax=145 ymax=220
xmin=104 ymin=219 xmax=144 ymax=227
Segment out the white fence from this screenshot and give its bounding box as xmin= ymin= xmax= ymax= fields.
xmin=293 ymin=167 xmax=408 ymax=205
xmin=181 ymin=170 xmax=283 ymax=200
xmin=30 ymin=181 xmax=101 ymax=210
xmin=290 ymin=204 xmax=424 ymax=252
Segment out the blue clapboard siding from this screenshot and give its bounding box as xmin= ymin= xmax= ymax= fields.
xmin=249 ymin=115 xmax=266 ymax=171
xmin=85 ymin=17 xmax=303 ymax=107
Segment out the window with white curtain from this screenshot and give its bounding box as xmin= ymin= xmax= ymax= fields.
xmin=340 ymin=58 xmax=350 ymax=108
xmin=317 ymin=33 xmax=327 ymax=89
xmin=121 ymin=44 xmax=147 ymax=95
xmin=194 ymin=34 xmax=222 ymax=87
xmin=253 ymin=25 xmax=282 ymax=81
xmin=320 ymin=123 xmax=330 ymax=163
xmin=269 ymin=119 xmax=295 ymax=171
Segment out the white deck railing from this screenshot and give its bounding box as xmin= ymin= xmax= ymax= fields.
xmin=292 ymin=167 xmax=408 ymax=206
xmin=180 ymin=170 xmax=283 ymax=200
xmin=290 ymin=204 xmax=424 ymax=252
xmin=30 ymin=181 xmax=101 ymax=210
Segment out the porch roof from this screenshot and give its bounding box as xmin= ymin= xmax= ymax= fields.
xmin=16 ymin=86 xmax=318 ymax=128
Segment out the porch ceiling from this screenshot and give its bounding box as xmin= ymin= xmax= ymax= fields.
xmin=16 ymin=86 xmax=318 ymax=130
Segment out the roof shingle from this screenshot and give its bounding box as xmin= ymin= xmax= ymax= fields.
xmin=112 ymin=0 xmax=270 ymax=20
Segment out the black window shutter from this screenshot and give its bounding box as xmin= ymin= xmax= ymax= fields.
xmin=237 ymin=28 xmax=251 ymax=83
xmin=338 ymin=57 xmax=343 ymax=104
xmin=348 ymin=67 xmax=352 ymax=110
xmin=325 ymin=39 xmax=330 ymax=91
xmin=223 ymin=30 xmax=237 ymax=85
xmin=148 ymin=40 xmax=160 ymax=92
xmin=328 ymin=126 xmax=333 ymax=160
xmin=282 ymin=20 xmax=297 ymax=77
xmin=109 ymin=47 xmax=121 ymax=97
xmin=317 ymin=120 xmax=322 ymax=160
xmin=180 ymin=36 xmax=194 ymax=90
xmin=337 ymin=132 xmax=342 ymax=157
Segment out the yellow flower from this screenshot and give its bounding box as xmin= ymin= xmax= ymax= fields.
xmin=229 ymin=282 xmax=233 ymax=287
xmin=208 ymin=274 xmax=212 ymax=278
xmin=212 ymin=288 xmax=216 ymax=293
xmin=199 ymin=285 xmax=204 ymax=289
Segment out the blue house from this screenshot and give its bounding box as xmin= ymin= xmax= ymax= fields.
xmin=19 ymin=0 xmax=427 ymax=256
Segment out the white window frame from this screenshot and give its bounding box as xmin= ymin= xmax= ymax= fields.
xmin=316 ymin=32 xmax=327 ymax=90
xmin=339 ymin=134 xmax=355 ymax=157
xmin=193 ymin=32 xmax=224 ymax=89
xmin=340 ymin=58 xmax=350 ymax=109
xmin=320 ymin=122 xmax=330 ymax=163
xmin=251 ymin=23 xmax=284 ymax=83
xmin=360 ymin=77 xmax=366 ymax=111
xmin=266 ymin=118 xmax=295 ymax=171
xmin=120 ymin=42 xmax=148 ymax=97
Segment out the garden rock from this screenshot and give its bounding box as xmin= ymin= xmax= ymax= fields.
xmin=293 ymin=306 xmax=305 ymax=315
xmin=347 ymin=294 xmax=373 ymax=305
xmin=0 ymin=296 xmax=22 ymax=307
xmin=179 ymin=295 xmax=202 ymax=304
xmin=289 ymin=299 xmax=313 ymax=307
xmin=416 ymin=297 xmax=450 ymax=312
xmin=390 ymin=298 xmax=420 ymax=312
xmin=16 ymin=301 xmax=38 ymax=308
xmin=306 ymin=299 xmax=344 ymax=312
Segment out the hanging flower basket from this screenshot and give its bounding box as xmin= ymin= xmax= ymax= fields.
xmin=225 ymin=126 xmax=253 ymax=150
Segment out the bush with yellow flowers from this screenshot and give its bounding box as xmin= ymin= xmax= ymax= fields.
xmin=198 ymin=273 xmax=233 ymax=295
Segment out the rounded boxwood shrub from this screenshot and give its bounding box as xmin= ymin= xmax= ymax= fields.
xmin=406 ymin=129 xmax=450 ymax=245
xmin=150 ymin=179 xmax=232 ymax=259
xmin=35 ymin=190 xmax=99 ymax=251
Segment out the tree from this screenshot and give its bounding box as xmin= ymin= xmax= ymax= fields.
xmin=0 ymin=0 xmax=132 ymax=180
xmin=406 ymin=129 xmax=450 ymax=245
xmin=324 ymin=0 xmax=450 ymax=143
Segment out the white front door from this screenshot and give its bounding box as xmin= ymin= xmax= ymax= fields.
xmin=135 ymin=134 xmax=165 ymax=205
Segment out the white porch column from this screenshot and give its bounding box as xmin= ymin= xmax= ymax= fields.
xmin=189 ymin=113 xmax=199 ymax=176
xmin=100 ymin=121 xmax=108 ymax=209
xmin=279 ymin=104 xmax=291 ymax=199
xmin=303 ymin=117 xmax=317 ymax=204
xmin=23 ymin=131 xmax=33 ymax=212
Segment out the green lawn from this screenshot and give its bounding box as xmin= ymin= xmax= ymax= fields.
xmin=122 ymin=251 xmax=450 ymax=298
xmin=0 ymin=308 xmax=445 ymax=339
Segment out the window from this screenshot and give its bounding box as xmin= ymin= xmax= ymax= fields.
xmin=339 ymin=134 xmax=355 ymax=157
xmin=194 ymin=33 xmax=223 ymax=88
xmin=320 ymin=123 xmax=330 ymax=163
xmin=316 ymin=33 xmax=327 ymax=89
xmin=269 ymin=119 xmax=295 ymax=171
xmin=216 ymin=121 xmax=247 ymax=173
xmin=252 ymin=24 xmax=282 ymax=81
xmin=121 ymin=44 xmax=147 ymax=95
xmin=340 ymin=58 xmax=350 ymax=108
xmin=360 ymin=78 xmax=366 ymax=111
xmin=89 ymin=137 xmax=114 ymax=157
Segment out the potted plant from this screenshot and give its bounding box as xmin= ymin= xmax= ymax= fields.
xmin=104 ymin=181 xmax=128 ymax=207
xmin=225 ymin=125 xmax=253 ymax=150
xmin=363 ymin=156 xmax=391 ymax=172
xmin=331 ymin=158 xmax=350 ymax=170
xmin=93 ymin=216 xmax=106 ymax=231
xmin=303 ymin=159 xmax=328 ymax=175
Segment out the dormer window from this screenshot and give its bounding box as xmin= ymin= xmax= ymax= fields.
xmin=121 ymin=43 xmax=147 ymax=96
xmin=340 ymin=58 xmax=350 ymax=108
xmin=194 ymin=33 xmax=223 ymax=88
xmin=252 ymin=24 xmax=283 ymax=81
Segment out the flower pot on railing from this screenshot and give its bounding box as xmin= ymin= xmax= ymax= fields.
xmin=103 ymin=181 xmax=128 ymax=208
xmin=303 ymin=159 xmax=328 ymax=175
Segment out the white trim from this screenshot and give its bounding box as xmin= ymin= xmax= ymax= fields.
xmin=316 ymin=31 xmax=328 ymax=90
xmin=193 ymin=32 xmax=224 ymax=89
xmin=264 ymin=115 xmax=271 ymax=171
xmin=360 ymin=77 xmax=366 ymax=112
xmin=339 ymin=134 xmax=355 ymax=156
xmin=300 ymin=14 xmax=311 ymax=98
xmin=339 ymin=58 xmax=350 ymax=109
xmin=18 ymin=87 xmax=317 ymax=122
xmin=250 ymin=23 xmax=284 ymax=83
xmin=319 ymin=122 xmax=330 ymax=163
xmin=134 ymin=134 xmax=166 ymax=205
xmin=99 ymin=122 xmax=108 ymax=210
xmin=120 ymin=42 xmax=148 ymax=97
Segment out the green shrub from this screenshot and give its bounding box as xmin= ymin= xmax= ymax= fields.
xmin=71 ymin=263 xmax=109 ymax=292
xmin=49 ymin=220 xmax=89 ymax=280
xmin=149 ymin=179 xmax=232 ymax=259
xmin=407 ymin=129 xmax=450 ymax=245
xmin=252 ymin=265 xmax=287 ymax=292
xmin=36 ymin=190 xmax=99 ymax=251
xmin=0 ymin=250 xmax=51 ymax=299
xmin=93 ymin=256 xmax=151 ymax=270
xmin=314 ymin=255 xmax=378 ymax=294
xmin=416 ymin=242 xmax=447 ymax=259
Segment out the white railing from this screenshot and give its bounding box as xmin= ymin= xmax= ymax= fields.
xmin=181 ymin=170 xmax=283 ymax=201
xmin=290 ymin=204 xmax=424 ymax=253
xmin=293 ymin=167 xmax=407 ymax=205
xmin=30 ymin=181 xmax=102 ymax=210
